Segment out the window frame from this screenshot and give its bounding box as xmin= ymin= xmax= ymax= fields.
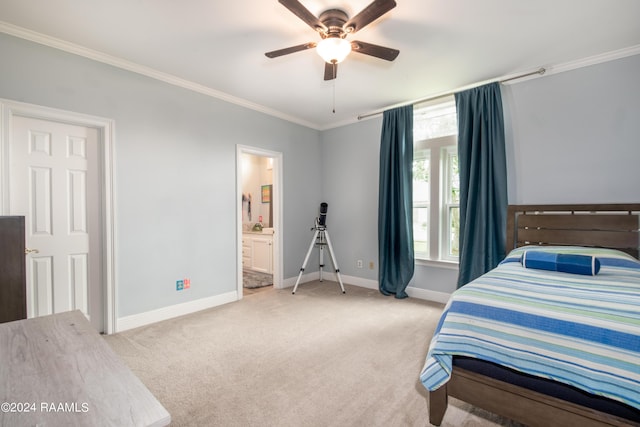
xmin=441 ymin=146 xmax=459 ymax=262
xmin=413 ymin=135 xmax=458 ymax=265
xmin=412 ymin=97 xmax=459 ymax=267
xmin=412 ymin=150 xmax=430 ymax=259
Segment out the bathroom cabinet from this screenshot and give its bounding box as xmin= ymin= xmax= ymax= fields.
xmin=242 ymin=233 xmax=273 ymax=274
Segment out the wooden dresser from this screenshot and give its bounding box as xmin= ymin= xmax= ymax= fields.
xmin=0 ymin=310 xmax=170 ymax=426
xmin=0 ymin=216 xmax=26 ymax=323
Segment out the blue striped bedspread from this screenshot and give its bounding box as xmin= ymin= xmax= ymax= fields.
xmin=420 ymin=246 xmax=640 ymax=410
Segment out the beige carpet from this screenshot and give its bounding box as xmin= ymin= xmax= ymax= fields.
xmin=105 ymin=281 xmax=521 ymax=427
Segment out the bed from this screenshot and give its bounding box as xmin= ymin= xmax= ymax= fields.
xmin=421 ymin=204 xmax=640 ymax=427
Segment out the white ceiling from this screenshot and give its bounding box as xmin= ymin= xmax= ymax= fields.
xmin=1 ymin=0 xmax=639 ymax=130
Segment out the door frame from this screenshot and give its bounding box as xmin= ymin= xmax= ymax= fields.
xmin=236 ymin=145 xmax=283 ymax=296
xmin=0 ymin=99 xmax=117 ymax=334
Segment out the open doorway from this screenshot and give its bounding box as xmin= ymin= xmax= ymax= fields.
xmin=236 ymin=146 xmax=283 ymax=298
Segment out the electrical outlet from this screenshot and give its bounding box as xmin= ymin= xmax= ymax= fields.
xmin=184 ymin=278 xmax=191 ymax=289
xmin=356 ymin=259 xmax=363 ymax=268
xmin=369 ymin=261 xmax=375 ymax=270
xmin=176 ymin=280 xmax=184 ymax=291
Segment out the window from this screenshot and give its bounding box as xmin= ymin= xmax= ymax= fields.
xmin=413 ymin=98 xmax=459 ymax=263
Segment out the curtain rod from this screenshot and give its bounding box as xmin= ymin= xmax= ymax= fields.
xmin=357 ymin=67 xmax=546 ymax=121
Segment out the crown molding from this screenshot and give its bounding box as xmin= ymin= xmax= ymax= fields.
xmin=2 ymin=21 xmax=639 ymax=132
xmin=348 ymin=44 xmax=640 ymax=130
xmin=548 ymin=44 xmax=640 ymax=76
xmin=507 ymin=44 xmax=640 ymax=84
xmin=0 ymin=21 xmax=321 ymax=130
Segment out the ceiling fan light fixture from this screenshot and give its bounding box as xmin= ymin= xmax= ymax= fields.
xmin=316 ymin=37 xmax=352 ymax=64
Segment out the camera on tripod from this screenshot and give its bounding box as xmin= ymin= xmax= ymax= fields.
xmin=317 ymin=202 xmax=328 ymax=228
xmin=292 ymin=202 xmax=345 ymax=294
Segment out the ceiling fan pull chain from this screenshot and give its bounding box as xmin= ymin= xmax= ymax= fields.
xmin=332 ymin=62 xmax=337 ymax=113
xmin=332 ymin=75 xmax=336 ymax=113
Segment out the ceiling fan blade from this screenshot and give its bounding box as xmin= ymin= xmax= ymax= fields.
xmin=324 ymin=62 xmax=337 ymax=81
xmin=351 ymin=41 xmax=399 ymax=61
xmin=278 ymin=0 xmax=327 ymax=33
xmin=265 ymin=42 xmax=317 ymax=58
xmin=344 ymin=0 xmax=396 ymax=34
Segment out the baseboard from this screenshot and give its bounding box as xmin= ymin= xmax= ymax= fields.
xmin=116 ymin=276 xmax=450 ymax=333
xmin=286 ymin=271 xmax=378 ymax=290
xmin=405 ymin=287 xmax=451 ymax=304
xmin=281 ymin=271 xmax=318 ymax=289
xmin=116 ymin=291 xmax=237 ymax=332
xmin=339 ymin=273 xmax=378 ymax=290
xmin=283 ymin=271 xmax=451 ymax=303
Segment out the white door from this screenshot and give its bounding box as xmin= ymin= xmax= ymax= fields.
xmin=9 ymin=116 xmax=103 ymax=332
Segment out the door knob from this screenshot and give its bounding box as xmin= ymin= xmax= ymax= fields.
xmin=25 ymin=248 xmax=40 ymax=255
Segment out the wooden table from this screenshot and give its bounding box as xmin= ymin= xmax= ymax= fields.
xmin=0 ymin=310 xmax=170 ymax=426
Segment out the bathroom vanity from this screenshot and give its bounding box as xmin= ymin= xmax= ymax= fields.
xmin=242 ymin=229 xmax=273 ymax=274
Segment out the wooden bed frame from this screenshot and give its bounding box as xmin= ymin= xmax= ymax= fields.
xmin=429 ymin=203 xmax=640 ymax=427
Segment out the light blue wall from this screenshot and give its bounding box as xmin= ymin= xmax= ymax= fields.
xmin=0 ymin=33 xmax=322 ymax=317
xmin=322 ymin=53 xmax=640 ymax=295
xmin=320 ymin=115 xmax=459 ymax=294
xmin=503 ymin=54 xmax=640 ymax=204
xmin=321 ymin=119 xmax=381 ymax=280
xmin=3 ymin=32 xmax=638 ymax=306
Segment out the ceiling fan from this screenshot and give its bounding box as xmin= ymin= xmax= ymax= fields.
xmin=265 ymin=0 xmax=399 ymax=81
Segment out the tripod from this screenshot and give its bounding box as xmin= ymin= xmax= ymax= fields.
xmin=292 ymin=219 xmax=345 ymax=294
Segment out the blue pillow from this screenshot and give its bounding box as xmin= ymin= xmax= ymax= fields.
xmin=522 ymin=251 xmax=600 ymax=275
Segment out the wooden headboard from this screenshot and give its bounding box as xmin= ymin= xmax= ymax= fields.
xmin=506 ymin=204 xmax=640 ymax=259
